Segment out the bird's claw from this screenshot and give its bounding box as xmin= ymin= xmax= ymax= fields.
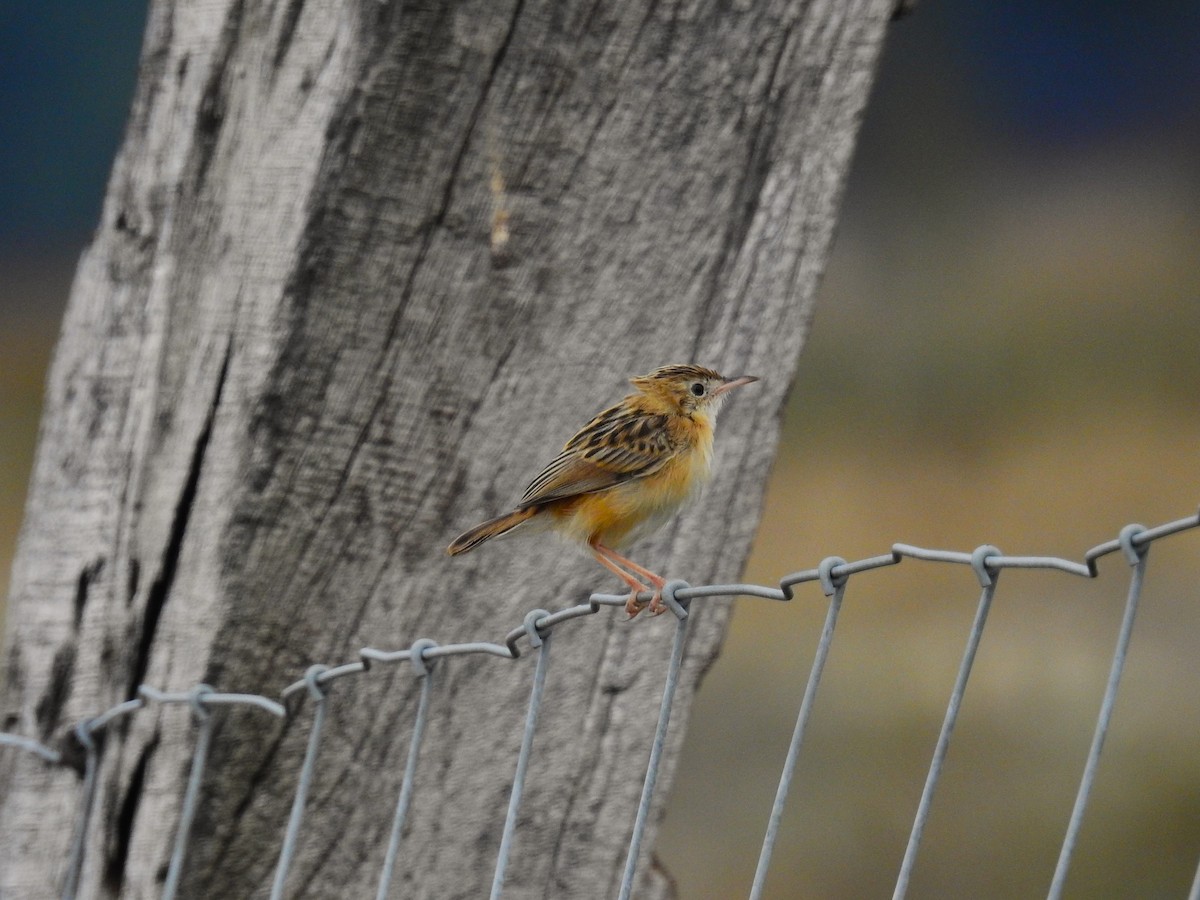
xmin=626 ymin=589 xmax=666 ymax=619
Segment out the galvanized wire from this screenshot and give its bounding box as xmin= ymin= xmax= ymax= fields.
xmin=617 ymin=580 xmax=693 ymax=900
xmin=0 ymin=732 xmax=60 ymax=763
xmin=61 ymin=697 xmax=142 ymax=900
xmin=373 ymin=639 xmax=438 ymax=900
xmin=135 ymin=684 xmax=286 ymax=900
xmin=490 ymin=611 xmax=553 ymax=900
xmin=1047 ymin=525 xmax=1149 ymax=900
xmin=749 ymin=559 xmax=848 ymax=900
xmin=1 ymin=510 xmax=1196 ymax=899
xmin=893 ymin=547 xmax=1002 ymax=900
xmin=270 ymin=665 xmax=331 ymax=900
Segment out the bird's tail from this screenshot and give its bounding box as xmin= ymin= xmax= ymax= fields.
xmin=447 ymin=507 xmax=538 ymax=556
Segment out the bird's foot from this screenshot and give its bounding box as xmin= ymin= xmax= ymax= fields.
xmin=625 ymin=587 xmax=653 ymax=619
xmin=626 ymin=588 xmax=668 ymax=618
xmin=635 ymin=573 xmax=668 ymax=616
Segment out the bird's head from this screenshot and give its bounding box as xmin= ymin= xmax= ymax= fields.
xmin=630 ymin=364 xmax=758 ymax=416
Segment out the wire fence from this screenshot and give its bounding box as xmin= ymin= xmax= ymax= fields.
xmin=2 ymin=509 xmax=1198 ymax=899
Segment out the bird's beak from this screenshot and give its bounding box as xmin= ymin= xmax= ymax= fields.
xmin=712 ymin=375 xmax=759 ymax=397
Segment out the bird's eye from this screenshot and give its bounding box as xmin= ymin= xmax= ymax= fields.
xmin=690 ymin=382 xmax=706 ymax=397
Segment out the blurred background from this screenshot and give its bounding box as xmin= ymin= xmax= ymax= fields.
xmin=1 ymin=2 xmax=1197 ymax=897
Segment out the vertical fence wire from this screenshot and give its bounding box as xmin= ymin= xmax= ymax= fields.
xmin=490 ymin=612 xmax=553 ymax=900
xmin=617 ymin=581 xmax=692 ymax=900
xmin=375 ymin=641 xmax=438 ymax=900
xmin=135 ymin=686 xmax=286 ymax=900
xmin=61 ymin=697 xmax=143 ymax=900
xmin=893 ymin=548 xmax=1001 ymax=900
xmin=160 ymin=691 xmax=214 ymax=900
xmin=749 ymin=560 xmax=847 ymax=900
xmin=1047 ymin=528 xmax=1149 ymax=900
xmin=60 ymin=727 xmax=99 ymax=900
xmin=270 ymin=666 xmax=331 ymax=900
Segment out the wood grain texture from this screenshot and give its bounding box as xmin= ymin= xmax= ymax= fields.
xmin=0 ymin=0 xmax=895 ymax=896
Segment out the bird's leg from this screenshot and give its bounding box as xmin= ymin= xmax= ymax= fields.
xmin=589 ymin=544 xmax=655 ymax=617
xmin=598 ymin=547 xmax=667 ymax=589
xmin=595 ymin=544 xmax=671 ymax=615
xmin=591 ymin=542 xmax=668 ymax=617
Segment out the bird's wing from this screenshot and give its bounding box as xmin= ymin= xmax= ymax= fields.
xmin=519 ymin=408 xmax=676 ymax=506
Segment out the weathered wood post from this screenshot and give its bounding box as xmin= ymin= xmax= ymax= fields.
xmin=1 ymin=2 xmax=898 ymax=895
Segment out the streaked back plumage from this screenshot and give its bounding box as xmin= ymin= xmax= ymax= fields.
xmin=447 ymin=364 xmax=755 ymax=560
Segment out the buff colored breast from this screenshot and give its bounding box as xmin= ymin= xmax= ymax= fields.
xmin=549 ymin=410 xmax=715 ymax=549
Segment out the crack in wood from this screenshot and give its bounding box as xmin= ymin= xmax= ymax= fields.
xmin=271 ymin=0 xmax=308 ymax=73
xmin=103 ymin=733 xmax=160 ymax=894
xmin=192 ymin=0 xmax=246 ymax=189
xmin=34 ymin=642 xmax=77 ymax=741
xmin=73 ymin=558 xmax=105 ymax=630
xmin=126 ymin=344 xmax=232 ymax=700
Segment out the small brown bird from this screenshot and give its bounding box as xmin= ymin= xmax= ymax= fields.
xmin=447 ymin=364 xmax=758 ymax=616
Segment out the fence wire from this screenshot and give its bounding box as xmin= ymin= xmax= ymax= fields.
xmin=1 ymin=509 xmax=1198 ymax=899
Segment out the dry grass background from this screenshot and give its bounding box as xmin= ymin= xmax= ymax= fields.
xmin=657 ymin=180 xmax=1200 ymax=897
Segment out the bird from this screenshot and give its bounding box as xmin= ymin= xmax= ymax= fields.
xmin=447 ymin=364 xmax=758 ymax=617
